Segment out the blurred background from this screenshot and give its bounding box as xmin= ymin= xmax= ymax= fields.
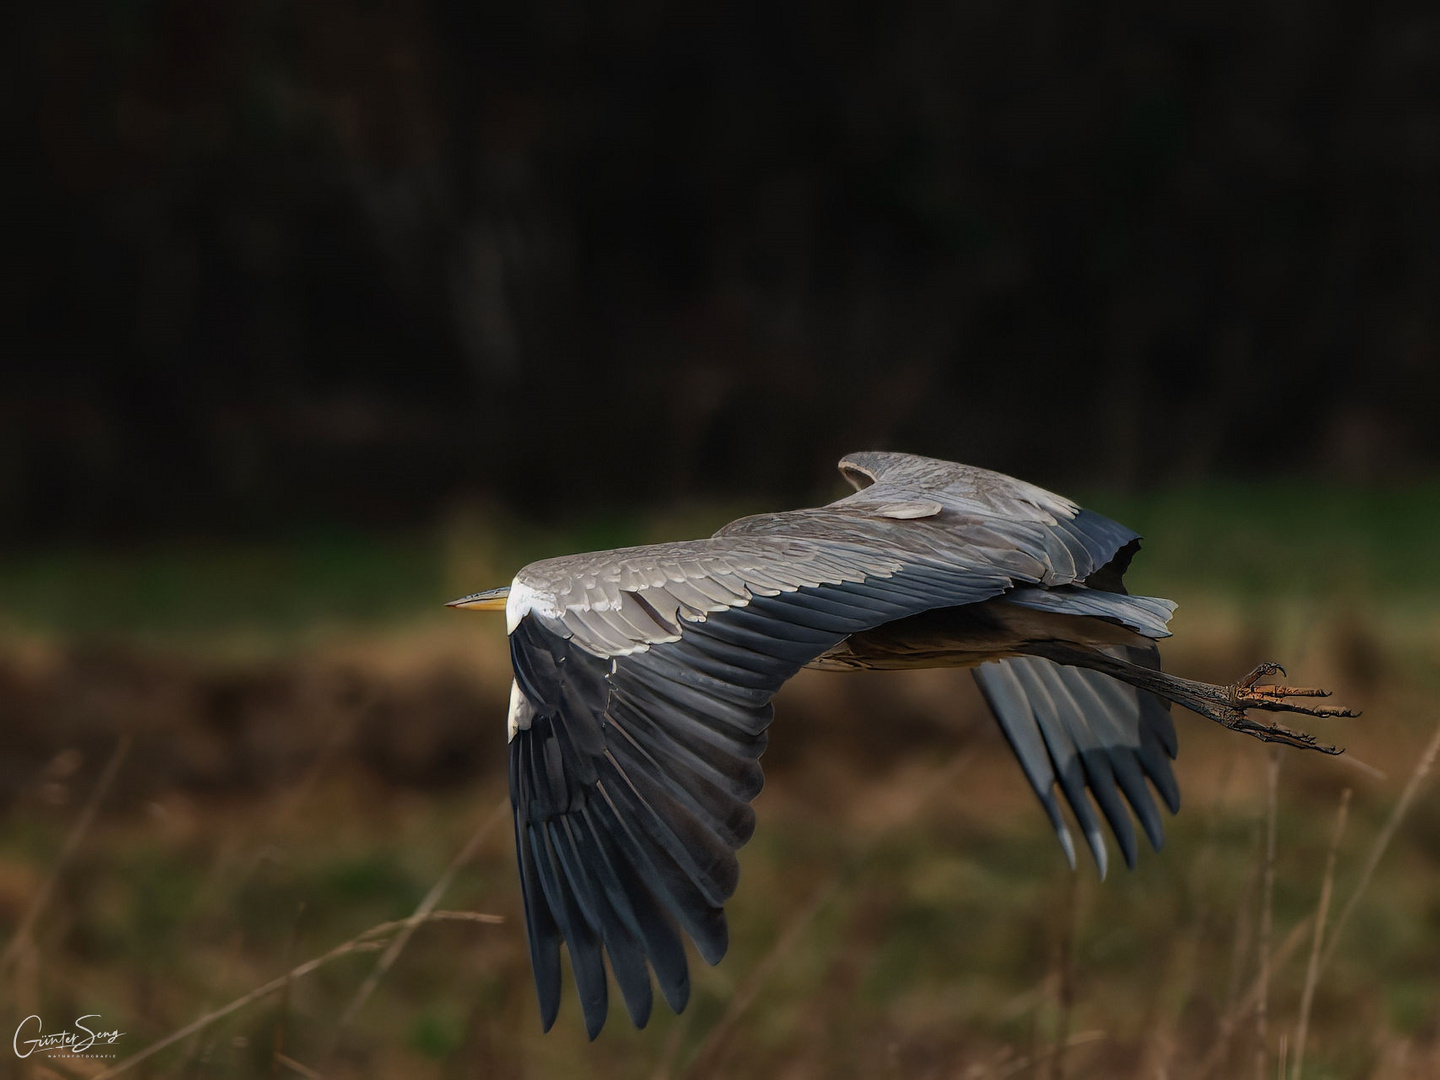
xmin=4 ymin=1 xmax=1439 ymax=1078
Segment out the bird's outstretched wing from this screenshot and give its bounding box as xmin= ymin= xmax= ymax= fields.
xmin=505 ymin=452 xmax=1166 ymax=1037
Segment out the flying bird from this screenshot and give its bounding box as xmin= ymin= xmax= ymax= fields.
xmin=449 ymin=451 xmax=1355 ymax=1038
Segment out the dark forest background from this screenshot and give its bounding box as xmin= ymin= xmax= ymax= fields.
xmin=10 ymin=0 xmax=1440 ymax=543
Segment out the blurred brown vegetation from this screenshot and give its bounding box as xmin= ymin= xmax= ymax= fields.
xmin=1 ymin=498 xmax=1438 ymax=1079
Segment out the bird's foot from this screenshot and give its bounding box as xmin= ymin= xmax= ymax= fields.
xmin=1209 ymin=662 xmax=1360 ymax=754
xmin=1229 ymin=661 xmax=1361 ymax=718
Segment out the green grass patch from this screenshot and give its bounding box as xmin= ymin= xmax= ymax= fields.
xmin=2 ymin=480 xmax=1435 ymax=647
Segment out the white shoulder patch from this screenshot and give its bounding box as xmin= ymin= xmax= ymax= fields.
xmin=506 ymin=577 xmax=560 ymax=634
xmin=507 ymin=680 xmax=536 ymax=742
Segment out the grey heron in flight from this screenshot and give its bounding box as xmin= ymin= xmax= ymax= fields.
xmin=449 ymin=451 xmax=1355 ymax=1039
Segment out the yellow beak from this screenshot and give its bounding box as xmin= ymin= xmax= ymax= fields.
xmin=446 ymin=586 xmax=511 ymax=611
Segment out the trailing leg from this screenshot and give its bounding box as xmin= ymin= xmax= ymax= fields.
xmin=1021 ymin=645 xmax=1358 ymax=755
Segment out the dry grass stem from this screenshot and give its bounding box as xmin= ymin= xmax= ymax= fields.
xmin=1146 ymin=755 xmax=1237 ymax=1080
xmin=1334 ymin=754 xmax=1387 ymax=782
xmin=90 ymin=910 xmax=502 ymax=1080
xmin=1242 ymin=916 xmax=1314 ymax=1028
xmin=333 ymin=794 xmax=510 ymax=1037
xmin=648 ymin=1007 xmax=692 ymax=1080
xmin=1318 ymin=714 xmax=1440 ymax=979
xmin=1201 ymin=914 xmax=1315 ymax=1079
xmin=684 ymin=753 xmax=973 ymax=1078
xmin=271 ymin=902 xmax=307 ymax=1077
xmin=0 ymin=732 xmax=133 ymax=977
xmin=681 ymin=877 xmax=840 ymax=1080
xmin=1291 ymin=787 xmax=1352 ymax=1080
xmin=239 ymin=706 xmax=360 ymax=878
xmin=191 ymin=702 xmax=361 ymax=927
xmin=1211 ymin=820 xmax=1262 ymax=1074
xmin=275 ymin=1053 xmax=324 ymax=1079
xmin=989 ymin=1030 xmax=1106 ymax=1079
xmin=1048 ymin=870 xmax=1081 ymax=1080
xmin=1256 ymin=749 xmax=1281 ymax=1080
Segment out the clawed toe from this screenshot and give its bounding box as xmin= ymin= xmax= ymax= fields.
xmin=1224 ymin=712 xmax=1343 ymax=754
xmin=1228 ymin=671 xmax=1361 ymax=720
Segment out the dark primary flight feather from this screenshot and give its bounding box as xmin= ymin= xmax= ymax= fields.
xmin=501 ymin=451 xmax=1178 ymax=1037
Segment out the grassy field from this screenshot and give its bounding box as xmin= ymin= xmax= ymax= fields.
xmin=0 ymin=480 xmax=1437 ymax=1079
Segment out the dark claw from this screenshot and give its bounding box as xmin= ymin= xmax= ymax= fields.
xmin=1239 ymin=662 xmax=1287 ymax=689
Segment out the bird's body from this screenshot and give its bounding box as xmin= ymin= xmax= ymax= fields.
xmin=450 ymin=451 xmax=1353 ymax=1038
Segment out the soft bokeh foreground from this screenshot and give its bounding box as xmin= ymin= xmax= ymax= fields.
xmin=1 ymin=482 xmax=1438 ymax=1079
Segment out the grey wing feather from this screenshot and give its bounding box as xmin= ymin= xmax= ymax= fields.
xmin=973 ymin=649 xmax=1178 ymax=877
xmin=719 ymin=452 xmax=1138 ymax=589
xmin=1005 ymin=584 xmax=1178 ymax=640
xmin=515 ymin=453 xmax=1143 ymax=666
